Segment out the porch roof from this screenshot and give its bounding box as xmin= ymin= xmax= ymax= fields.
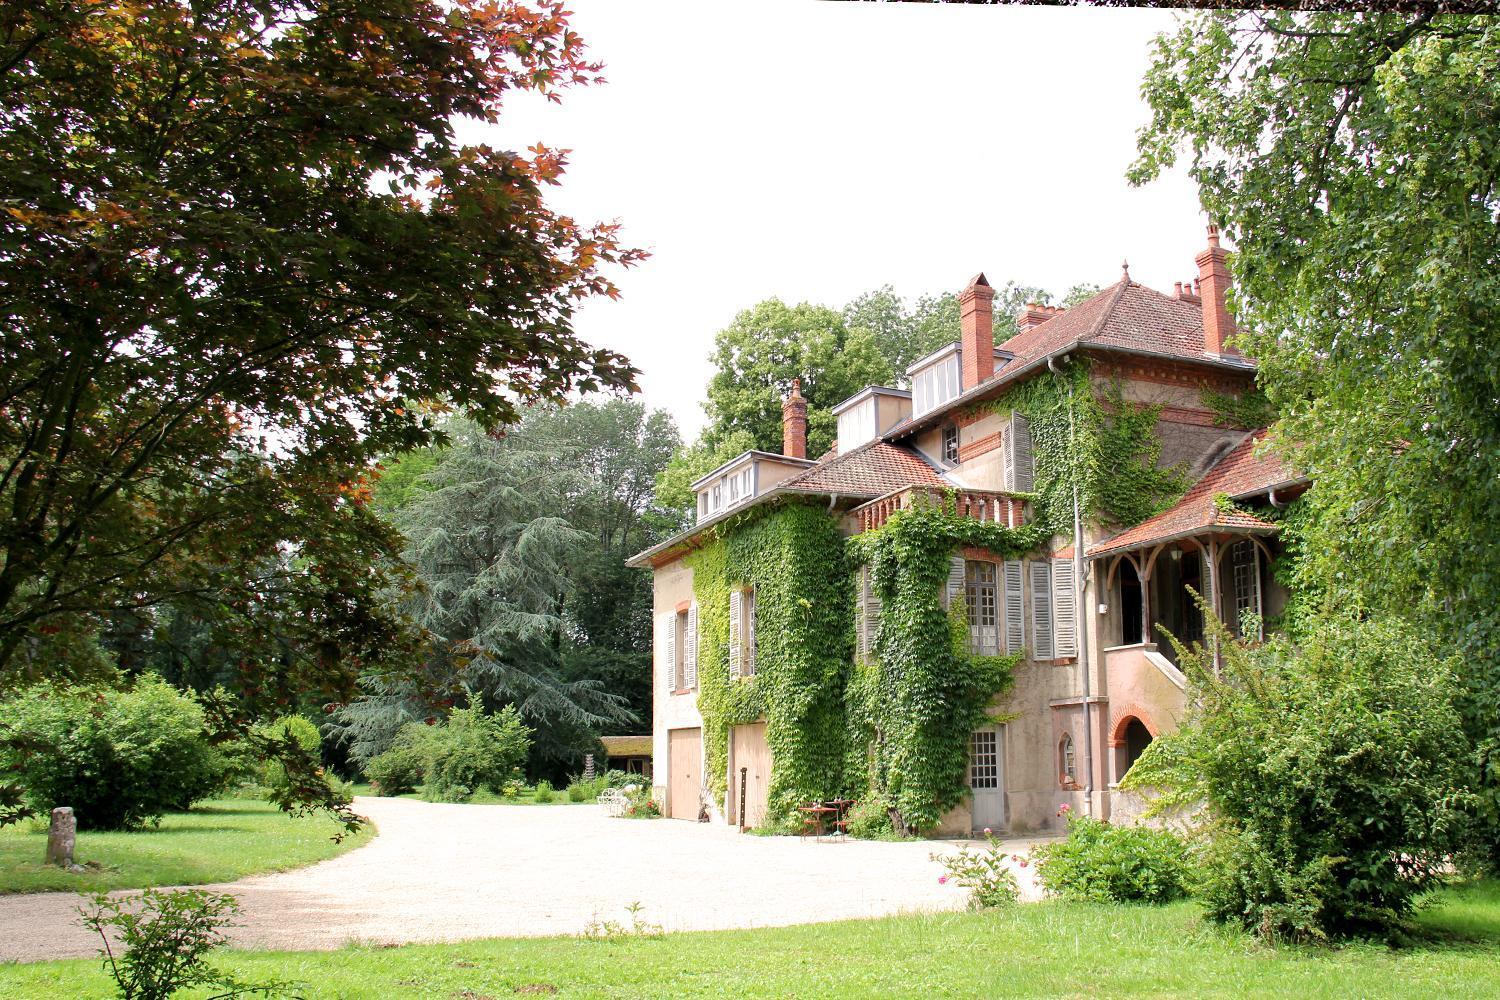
xmin=1088 ymin=430 xmax=1302 ymax=558
xmin=599 ymin=735 xmax=652 ymax=757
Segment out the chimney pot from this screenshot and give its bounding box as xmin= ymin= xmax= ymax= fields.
xmin=960 ymin=273 xmax=996 ymax=389
xmin=781 ymin=379 xmax=808 ymax=459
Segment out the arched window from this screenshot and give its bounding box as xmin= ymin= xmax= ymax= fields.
xmin=1058 ymin=732 xmax=1077 ymax=787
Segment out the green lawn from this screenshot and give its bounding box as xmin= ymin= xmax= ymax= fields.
xmin=3 ymin=881 xmax=1496 ymax=999
xmin=0 ymin=797 xmax=374 ymax=894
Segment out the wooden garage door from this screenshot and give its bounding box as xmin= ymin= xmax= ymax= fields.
xmin=668 ymin=728 xmax=702 ymax=821
xmin=729 ymin=722 xmax=770 ymax=829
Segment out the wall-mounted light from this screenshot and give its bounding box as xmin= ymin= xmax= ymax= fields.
xmin=1097 ymin=603 xmax=1109 ymax=615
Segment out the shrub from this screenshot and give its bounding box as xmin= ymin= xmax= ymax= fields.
xmin=500 ymin=778 xmax=523 ymax=799
xmin=932 ymin=830 xmax=1021 ymax=909
xmin=1032 ymin=812 xmax=1191 ymax=904
xmin=365 ymin=747 xmax=423 ymax=796
xmin=621 ymin=787 xmax=660 ymax=819
xmin=844 ymin=798 xmax=904 ymax=840
xmin=604 ymin=769 xmax=638 ymax=788
xmin=566 ymin=782 xmax=589 ymax=802
xmin=420 ymin=706 xmax=532 ymax=803
xmin=1130 ymin=613 xmax=1478 ymax=942
xmin=80 ymin=889 xmax=292 ymax=1000
xmin=0 ymin=677 xmax=226 ymax=829
xmin=533 ymin=780 xmax=556 ymax=804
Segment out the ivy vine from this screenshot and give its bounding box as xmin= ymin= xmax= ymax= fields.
xmin=686 ymin=501 xmax=853 ymax=822
xmin=846 ymin=497 xmax=1047 ymax=834
xmin=969 ymin=360 xmax=1190 ymax=536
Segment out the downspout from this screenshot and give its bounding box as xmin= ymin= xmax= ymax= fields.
xmin=1051 ymin=352 xmax=1096 ymax=818
xmin=1268 ymin=487 xmax=1286 ymax=509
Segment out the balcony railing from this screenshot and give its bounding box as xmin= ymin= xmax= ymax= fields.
xmin=849 ymin=485 xmax=1029 ymax=533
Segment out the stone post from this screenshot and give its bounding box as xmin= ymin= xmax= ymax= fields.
xmin=46 ymin=806 xmax=75 ymax=867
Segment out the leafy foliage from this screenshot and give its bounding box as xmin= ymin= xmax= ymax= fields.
xmin=0 ymin=0 xmax=641 ymax=696
xmin=687 ymin=503 xmax=854 ymax=821
xmin=335 ymin=417 xmax=633 ymax=774
xmin=364 ymin=745 xmax=423 ymax=797
xmin=80 ymin=888 xmax=290 ymax=1000
xmin=972 ymin=361 xmax=1189 ymax=538
xmin=0 ymin=676 xmax=229 ymax=829
xmin=251 ymin=716 xmax=346 ymax=807
xmin=1128 ymin=612 xmax=1477 ymax=942
xmin=848 ymin=499 xmax=1043 ymax=834
xmin=417 ymin=706 xmax=532 ymax=803
xmin=1032 ymin=814 xmax=1192 ymax=905
xmin=703 ymin=300 xmax=892 ymax=457
xmin=1132 ymin=10 xmax=1500 ymax=862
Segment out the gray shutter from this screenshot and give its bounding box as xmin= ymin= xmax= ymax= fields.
xmin=1003 ymin=560 xmax=1025 ymax=653
xmin=1010 ymin=412 xmax=1034 ymax=492
xmin=728 ymin=589 xmax=742 ymax=677
xmin=945 ymin=556 xmax=966 ymax=610
xmin=855 ymin=569 xmax=867 ymax=661
xmin=1200 ymin=548 xmax=1216 ymax=626
xmin=666 ymin=612 xmax=679 ymax=690
xmin=684 ymin=603 xmax=698 ymax=688
xmin=1052 ymin=559 xmax=1077 ymax=657
xmin=1001 ymin=428 xmax=1014 ymax=490
xmin=866 ymin=573 xmax=882 ymax=659
xmin=1030 ymin=561 xmax=1054 ymax=660
xmin=657 ymin=613 xmax=672 ymax=694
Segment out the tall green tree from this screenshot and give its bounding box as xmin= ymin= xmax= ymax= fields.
xmin=703 ymin=300 xmax=891 ymax=457
xmin=1133 ymin=10 xmax=1499 ymax=859
xmin=0 ymin=0 xmax=641 ymax=695
xmin=337 ymin=420 xmax=634 ymax=773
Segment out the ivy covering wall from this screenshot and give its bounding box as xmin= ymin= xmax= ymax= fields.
xmin=972 ymin=360 xmax=1190 ymax=537
xmin=686 ymin=501 xmax=853 ymax=821
xmin=847 ymin=500 xmax=1046 ymax=833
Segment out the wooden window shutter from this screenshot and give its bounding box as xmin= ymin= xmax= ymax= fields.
xmin=665 ymin=612 xmax=679 ymax=690
xmin=1052 ymin=559 xmax=1077 ymax=657
xmin=945 ymin=556 xmax=966 ymax=610
xmin=1200 ymin=548 xmax=1216 ymax=626
xmin=1030 ymin=561 xmax=1054 ymax=660
xmin=865 ymin=569 xmax=882 ymax=660
xmin=855 ymin=569 xmax=867 ymax=661
xmin=1010 ymin=412 xmax=1034 ymax=492
xmin=728 ymin=589 xmax=742 ymax=677
xmin=684 ymin=603 xmax=698 ymax=689
xmin=657 ymin=613 xmax=672 ymax=694
xmin=1003 ymin=560 xmax=1025 ymax=653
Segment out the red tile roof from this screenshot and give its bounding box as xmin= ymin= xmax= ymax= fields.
xmin=997 ymin=278 xmax=1215 ymax=373
xmin=1089 ymin=431 xmax=1300 ymax=557
xmin=781 ymin=439 xmax=944 ymax=498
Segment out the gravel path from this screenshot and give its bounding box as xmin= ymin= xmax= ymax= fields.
xmin=0 ymin=796 xmax=1048 ymax=962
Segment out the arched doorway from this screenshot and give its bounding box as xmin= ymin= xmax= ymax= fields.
xmin=1122 ymin=718 xmax=1153 ymax=774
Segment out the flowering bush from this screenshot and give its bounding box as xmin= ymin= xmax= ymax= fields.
xmin=1032 ymin=812 xmax=1191 ymax=904
xmin=932 ymin=829 xmax=1021 ymax=909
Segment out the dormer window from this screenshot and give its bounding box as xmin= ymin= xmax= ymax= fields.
xmin=942 ymin=423 xmax=959 ymax=465
xmin=907 ymin=344 xmax=961 ymax=417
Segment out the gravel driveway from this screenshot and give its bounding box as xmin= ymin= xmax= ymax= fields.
xmin=0 ymin=796 xmax=1047 ymax=962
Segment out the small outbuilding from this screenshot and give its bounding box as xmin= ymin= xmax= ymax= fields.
xmin=599 ymin=735 xmax=653 ymax=778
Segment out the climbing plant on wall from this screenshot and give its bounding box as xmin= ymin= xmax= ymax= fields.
xmin=687 ymin=501 xmax=854 ymax=823
xmin=971 ymin=360 xmax=1190 ymax=537
xmin=847 ymin=498 xmax=1047 ymax=834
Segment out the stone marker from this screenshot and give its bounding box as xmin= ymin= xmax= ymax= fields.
xmin=46 ymin=806 xmax=75 ymax=868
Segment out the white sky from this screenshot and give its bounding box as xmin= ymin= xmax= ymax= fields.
xmin=471 ymin=1 xmax=1205 ymax=441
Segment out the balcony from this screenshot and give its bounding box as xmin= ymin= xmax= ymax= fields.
xmin=849 ymin=485 xmax=1029 ymax=533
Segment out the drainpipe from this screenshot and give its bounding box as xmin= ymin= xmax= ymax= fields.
xmin=1052 ymin=352 xmax=1095 ymax=818
xmin=1268 ymin=487 xmax=1286 ymax=509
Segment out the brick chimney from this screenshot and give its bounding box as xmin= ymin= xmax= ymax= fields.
xmin=959 ymin=273 xmax=996 ymax=390
xmin=1195 ymin=224 xmax=1236 ymax=355
xmin=782 ymin=378 xmax=807 ymax=459
xmin=1016 ymin=302 xmax=1053 ymax=333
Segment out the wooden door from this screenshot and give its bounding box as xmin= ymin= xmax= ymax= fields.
xmin=668 ymin=728 xmax=702 ymax=820
xmin=969 ymin=724 xmax=1006 ymax=832
xmin=729 ymin=722 xmax=771 ymax=828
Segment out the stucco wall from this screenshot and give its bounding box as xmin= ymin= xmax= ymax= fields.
xmin=651 ymin=557 xmax=702 ymax=809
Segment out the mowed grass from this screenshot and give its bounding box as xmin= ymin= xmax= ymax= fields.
xmin=0 ymin=797 xmax=373 ymax=894
xmin=3 ymin=881 xmax=1496 ymax=999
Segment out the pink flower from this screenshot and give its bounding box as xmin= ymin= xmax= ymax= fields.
xmin=1019 ymin=859 xmax=1029 ymax=868
xmin=938 ymin=875 xmax=949 ymax=885
xmin=983 ymin=827 xmax=992 ymax=836
xmin=1057 ymin=803 xmax=1072 ymax=816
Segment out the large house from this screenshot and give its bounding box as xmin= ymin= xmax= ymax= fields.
xmin=626 ymin=228 xmax=1305 ymax=834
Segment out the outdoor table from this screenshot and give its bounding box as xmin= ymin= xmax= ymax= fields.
xmin=798 ymin=805 xmax=838 ymax=840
